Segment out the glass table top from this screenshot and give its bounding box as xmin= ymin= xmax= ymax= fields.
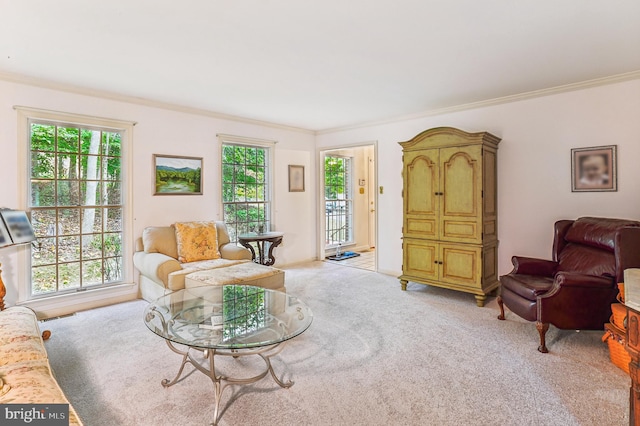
xmin=144 ymin=285 xmax=313 ymax=350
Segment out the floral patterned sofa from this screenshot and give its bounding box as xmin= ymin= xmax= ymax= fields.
xmin=0 ymin=306 xmax=83 ymax=425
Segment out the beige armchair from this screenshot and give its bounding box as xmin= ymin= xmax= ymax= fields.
xmin=134 ymin=221 xmax=252 ymax=301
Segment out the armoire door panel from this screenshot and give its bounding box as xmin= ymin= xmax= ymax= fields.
xmin=442 ymin=220 xmax=477 ymax=240
xmin=440 ymin=244 xmax=481 ymax=287
xmin=406 ymin=218 xmax=437 ymax=238
xmin=441 ymin=147 xmax=480 ymax=217
xmin=404 ymin=239 xmax=438 ymax=281
xmin=405 ymin=151 xmax=438 ymax=216
xmin=440 ymin=146 xmax=482 ymax=242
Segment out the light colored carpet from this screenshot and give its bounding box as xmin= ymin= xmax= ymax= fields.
xmin=43 ymin=261 xmax=629 ymax=425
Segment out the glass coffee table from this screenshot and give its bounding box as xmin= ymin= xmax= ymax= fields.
xmin=144 ymin=285 xmax=313 ymax=425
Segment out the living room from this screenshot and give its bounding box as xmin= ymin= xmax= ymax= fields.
xmin=1 ymin=2 xmax=640 ymax=425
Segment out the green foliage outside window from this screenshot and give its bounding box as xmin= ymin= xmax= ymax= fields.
xmin=222 ymin=144 xmax=269 ymax=241
xmin=324 ymin=155 xmax=352 ymax=246
xmin=29 ymin=122 xmax=123 ymax=295
xmin=324 ymin=156 xmax=347 ymax=200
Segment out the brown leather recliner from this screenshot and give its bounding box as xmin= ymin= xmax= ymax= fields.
xmin=498 ymin=217 xmax=640 ymax=353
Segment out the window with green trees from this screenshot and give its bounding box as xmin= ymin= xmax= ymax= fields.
xmin=325 ymin=155 xmax=352 ymax=247
xmin=222 ymin=144 xmax=270 ymax=242
xmin=29 ymin=122 xmax=124 ymax=296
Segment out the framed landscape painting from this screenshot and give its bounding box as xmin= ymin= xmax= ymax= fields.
xmin=571 ymin=145 xmax=617 ymax=192
xmin=154 ymin=154 xmax=203 ymax=195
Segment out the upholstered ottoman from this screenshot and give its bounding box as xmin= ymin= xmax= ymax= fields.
xmin=185 ymin=262 xmax=286 ymax=292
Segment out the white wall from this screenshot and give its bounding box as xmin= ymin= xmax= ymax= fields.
xmin=316 ymin=79 xmax=640 ymax=277
xmin=0 ymin=79 xmax=316 ymax=308
xmin=273 ymin=148 xmax=314 ymax=265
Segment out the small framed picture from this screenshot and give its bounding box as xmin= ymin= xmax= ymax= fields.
xmin=571 ymin=145 xmax=617 ymax=192
xmin=154 ymin=154 xmax=203 ymax=195
xmin=288 ymin=165 xmax=305 ymax=192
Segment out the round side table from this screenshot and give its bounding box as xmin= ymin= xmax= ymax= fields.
xmin=238 ymin=232 xmax=284 ymax=266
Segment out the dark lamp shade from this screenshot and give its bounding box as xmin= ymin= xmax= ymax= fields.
xmin=0 ymin=210 xmax=36 ymax=248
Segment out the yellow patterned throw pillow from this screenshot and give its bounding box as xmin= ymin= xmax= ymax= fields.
xmin=174 ymin=221 xmax=220 ymax=263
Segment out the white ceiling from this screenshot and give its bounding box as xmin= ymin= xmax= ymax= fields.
xmin=1 ymin=1 xmax=639 ymax=131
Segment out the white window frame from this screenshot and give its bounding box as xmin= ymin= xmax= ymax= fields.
xmin=15 ymin=106 xmax=135 ymax=307
xmin=217 ymin=134 xmax=276 ymax=242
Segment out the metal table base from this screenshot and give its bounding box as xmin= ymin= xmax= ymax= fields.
xmin=161 ymin=339 xmax=293 ymax=425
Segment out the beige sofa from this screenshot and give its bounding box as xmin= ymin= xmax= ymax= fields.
xmin=134 ymin=221 xmax=285 ymax=301
xmin=0 ymin=306 xmax=83 ymax=425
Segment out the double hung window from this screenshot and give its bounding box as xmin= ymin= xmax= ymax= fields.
xmin=221 ymin=142 xmax=272 ymax=242
xmin=28 ymin=119 xmax=126 ymax=297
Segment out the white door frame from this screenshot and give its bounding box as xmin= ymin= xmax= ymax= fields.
xmin=317 ymin=141 xmax=378 ymax=270
xmin=367 ymin=152 xmax=376 ymax=249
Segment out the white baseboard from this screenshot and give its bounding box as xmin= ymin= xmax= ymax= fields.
xmin=17 ymin=282 xmax=139 ymax=319
xmin=276 ymin=257 xmax=319 ymax=268
xmin=377 ymin=268 xmax=402 ymax=277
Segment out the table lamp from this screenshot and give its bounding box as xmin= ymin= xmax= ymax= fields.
xmin=0 ymin=209 xmax=36 ymax=310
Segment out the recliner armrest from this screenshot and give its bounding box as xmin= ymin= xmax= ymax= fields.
xmin=133 ymin=251 xmax=182 ymax=288
xmin=219 ymin=243 xmax=252 ymax=261
xmin=511 ymin=256 xmax=558 ymax=277
xmin=554 ymin=272 xmax=614 ymax=289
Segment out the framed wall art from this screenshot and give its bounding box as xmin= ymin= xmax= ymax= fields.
xmin=288 ymin=165 xmax=305 ymax=192
xmin=571 ymin=145 xmax=617 ymax=192
xmin=154 ymin=154 xmax=203 ymax=195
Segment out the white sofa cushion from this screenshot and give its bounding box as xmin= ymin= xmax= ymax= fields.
xmin=185 ymin=262 xmax=285 ymax=292
xmin=142 ymin=225 xmax=178 ymax=259
xmin=167 ymin=258 xmax=249 ymax=291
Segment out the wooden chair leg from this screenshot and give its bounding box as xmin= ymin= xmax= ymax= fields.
xmin=536 ymin=322 xmax=549 ymax=353
xmin=497 ymin=295 xmax=505 ymax=320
